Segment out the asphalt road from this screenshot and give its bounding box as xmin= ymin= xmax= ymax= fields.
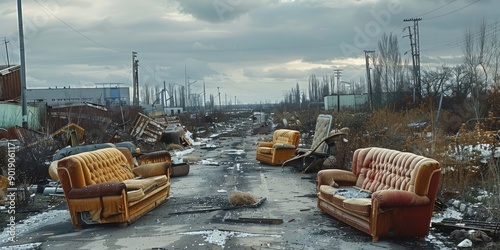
xmin=0 ymin=122 xmax=453 ymax=250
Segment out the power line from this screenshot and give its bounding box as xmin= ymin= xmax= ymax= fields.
xmin=420 ymin=20 xmax=500 ymax=52
xmin=418 ymin=0 xmax=457 ymax=17
xmin=34 ymin=0 xmax=121 ymax=53
xmin=425 ymin=0 xmax=480 ymax=20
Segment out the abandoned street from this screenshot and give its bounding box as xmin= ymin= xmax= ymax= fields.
xmin=0 ymin=121 xmax=460 ymax=250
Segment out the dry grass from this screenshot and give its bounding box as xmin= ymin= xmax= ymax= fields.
xmin=166 ymin=143 xmax=184 ymax=151
xmin=228 ymin=191 xmax=257 ymax=206
xmin=182 ymin=156 xmax=202 ymax=163
xmin=275 ymin=106 xmax=500 ymax=210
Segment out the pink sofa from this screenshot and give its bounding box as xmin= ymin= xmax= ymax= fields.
xmin=317 ymin=147 xmax=441 ymax=242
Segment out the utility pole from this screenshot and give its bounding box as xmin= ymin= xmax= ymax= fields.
xmin=404 ymin=18 xmax=422 ymax=102
xmin=203 ymin=81 xmax=206 ymax=112
xmin=217 ymin=87 xmax=221 ymax=111
xmin=3 ymin=38 xmax=10 ymax=66
xmin=403 ymin=26 xmax=417 ymax=107
xmin=162 ymin=81 xmax=166 ymax=113
xmin=364 ymin=50 xmax=375 ymax=111
xmin=333 ymin=69 xmax=342 ymax=112
xmin=132 ymin=51 xmax=139 ymax=106
xmin=17 ymin=0 xmax=28 ymax=128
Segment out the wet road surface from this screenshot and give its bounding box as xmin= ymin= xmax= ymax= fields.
xmin=0 ymin=125 xmax=455 ymax=249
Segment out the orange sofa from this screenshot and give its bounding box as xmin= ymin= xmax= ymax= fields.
xmin=317 ymin=147 xmax=441 ymax=242
xmin=57 ymin=147 xmax=171 ymax=228
xmin=136 ymin=150 xmax=189 ymax=177
xmin=256 ymin=129 xmax=301 ymax=165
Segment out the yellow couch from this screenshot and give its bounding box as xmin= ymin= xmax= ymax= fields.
xmin=317 ymin=147 xmax=441 ymax=242
xmin=136 ymin=150 xmax=189 ymax=177
xmin=57 ymin=147 xmax=171 ymax=228
xmin=256 ymin=129 xmax=300 ymax=165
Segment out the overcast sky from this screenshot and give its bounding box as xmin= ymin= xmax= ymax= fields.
xmin=0 ymin=0 xmax=497 ymax=104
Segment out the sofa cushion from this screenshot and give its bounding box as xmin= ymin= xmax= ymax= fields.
xmin=273 ymin=143 xmax=296 ymax=149
xmin=122 ymin=179 xmax=156 ymax=194
xmin=319 ymin=185 xmax=335 ymax=200
xmin=323 ymin=186 xmax=347 ymax=207
xmin=257 ymin=147 xmax=272 ymax=154
xmin=343 ymin=198 xmax=371 ymax=216
xmin=127 ymin=189 xmax=145 ymax=203
xmin=147 ymin=175 xmax=169 ymax=187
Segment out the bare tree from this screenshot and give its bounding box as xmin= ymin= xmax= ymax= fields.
xmin=373 ymin=33 xmax=404 ymax=93
xmin=462 ymin=19 xmax=499 ymax=119
xmin=421 ymin=65 xmax=451 ymax=100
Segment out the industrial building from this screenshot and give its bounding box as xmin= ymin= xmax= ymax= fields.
xmin=26 ymin=85 xmax=130 ymax=108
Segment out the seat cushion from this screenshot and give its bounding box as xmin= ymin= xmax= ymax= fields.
xmin=147 ymin=175 xmax=169 ymax=186
xmin=319 ymin=185 xmax=346 ymax=207
xmin=257 ymin=147 xmax=272 ymax=154
xmin=273 ymin=143 xmax=296 ymax=149
xmin=122 ymin=178 xmax=156 ymax=194
xmin=342 ymin=198 xmax=371 ymax=216
xmin=127 ymin=189 xmax=145 ymax=202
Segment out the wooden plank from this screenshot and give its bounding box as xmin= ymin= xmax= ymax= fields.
xmin=432 ymin=218 xmax=500 ymax=236
xmin=224 ymin=218 xmax=283 ymax=225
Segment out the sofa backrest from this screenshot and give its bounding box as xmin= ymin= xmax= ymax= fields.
xmin=136 ymin=150 xmax=172 ymax=165
xmin=310 ymin=114 xmax=333 ymax=153
xmin=58 ymin=148 xmax=135 ymax=188
xmin=272 ymin=129 xmax=300 ymax=147
xmin=352 ymin=147 xmax=440 ymax=196
xmin=53 ymin=143 xmax=116 ymax=161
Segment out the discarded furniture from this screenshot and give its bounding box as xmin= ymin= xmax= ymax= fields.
xmin=284 ymin=114 xmax=332 ymax=171
xmin=129 ymin=113 xmax=164 ymax=144
xmin=317 ymin=147 xmax=441 ymax=242
xmin=50 ymin=123 xmax=85 ymax=147
xmin=49 ymin=143 xmax=117 ymax=181
xmin=296 ymin=114 xmax=333 ymax=156
xmin=129 ymin=113 xmax=191 ymax=146
xmin=161 ymin=124 xmax=187 ymax=146
xmin=57 ymin=147 xmax=171 ymax=228
xmin=256 ymin=129 xmax=300 ymax=165
xmin=283 ymin=128 xmax=349 ymax=173
xmin=136 ymin=150 xmax=189 ymax=177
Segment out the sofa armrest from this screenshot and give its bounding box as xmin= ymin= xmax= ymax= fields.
xmin=133 ymin=162 xmax=170 ymax=178
xmin=317 ymin=169 xmax=357 ymax=188
xmin=372 ymin=190 xmax=430 ymax=207
xmin=257 ymin=141 xmax=273 ymax=147
xmin=67 ymin=182 xmax=125 ymax=199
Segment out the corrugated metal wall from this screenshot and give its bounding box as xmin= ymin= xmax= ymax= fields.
xmin=0 ymin=103 xmax=41 ymax=130
xmin=0 ymin=66 xmax=21 ymax=101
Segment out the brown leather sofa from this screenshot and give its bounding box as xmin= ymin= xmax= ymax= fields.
xmin=317 ymin=147 xmax=441 ymax=242
xmin=57 ymin=147 xmax=171 ymax=228
xmin=256 ymin=129 xmax=301 ymax=165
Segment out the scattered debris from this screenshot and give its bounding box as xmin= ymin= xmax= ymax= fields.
xmin=129 ymin=112 xmax=191 ymax=146
xmin=224 ymin=218 xmax=283 ymax=225
xmin=432 ymin=218 xmax=500 ymax=238
xmin=168 ymin=198 xmax=267 ymax=215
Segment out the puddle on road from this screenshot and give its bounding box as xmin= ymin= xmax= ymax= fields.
xmin=179 ymin=229 xmax=280 ymax=248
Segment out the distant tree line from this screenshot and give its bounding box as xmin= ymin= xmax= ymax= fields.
xmin=281 ymin=19 xmax=500 ymax=123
